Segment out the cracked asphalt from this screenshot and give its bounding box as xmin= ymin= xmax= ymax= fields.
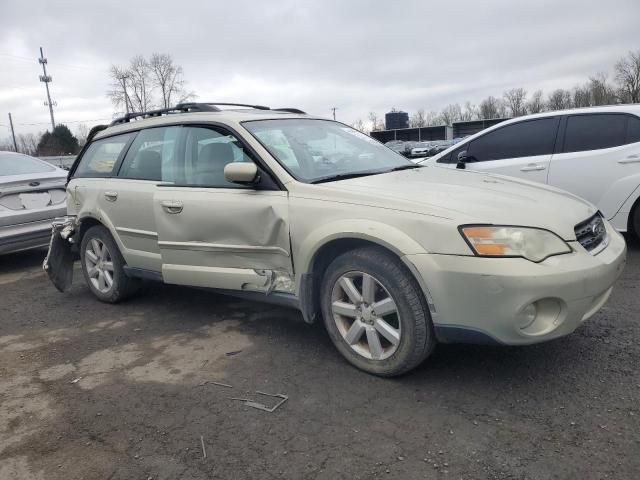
xmin=0 ymin=237 xmax=638 ymax=480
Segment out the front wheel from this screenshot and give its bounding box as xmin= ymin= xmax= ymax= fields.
xmin=633 ymin=204 xmax=640 ymax=240
xmin=321 ymin=246 xmax=435 ymax=376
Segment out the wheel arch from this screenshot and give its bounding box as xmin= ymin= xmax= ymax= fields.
xmin=297 ymin=228 xmax=430 ymax=324
xmin=628 ymin=193 xmax=640 ymax=237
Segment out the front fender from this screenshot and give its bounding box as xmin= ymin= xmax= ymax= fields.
xmin=294 ymin=218 xmax=428 ymax=278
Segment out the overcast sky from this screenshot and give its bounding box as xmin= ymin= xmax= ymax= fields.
xmin=1 ymin=0 xmax=638 ymax=137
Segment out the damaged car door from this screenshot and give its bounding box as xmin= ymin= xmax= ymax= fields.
xmin=153 ymin=125 xmax=293 ymax=292
xmin=101 ymin=126 xmax=181 ymax=272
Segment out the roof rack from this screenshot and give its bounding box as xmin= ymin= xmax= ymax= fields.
xmin=109 ymin=103 xmax=217 ymax=126
xmin=109 ymin=102 xmax=307 ymax=126
xmin=178 ymin=102 xmax=271 ymax=111
xmin=274 ymin=107 xmax=306 ymax=114
xmin=178 ymin=102 xmax=306 ymax=114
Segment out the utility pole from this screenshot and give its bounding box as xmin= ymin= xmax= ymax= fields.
xmin=8 ymin=113 xmax=18 ymax=152
xmin=331 ymin=107 xmax=337 ymax=120
xmin=117 ymin=73 xmax=131 ymax=113
xmin=38 ymin=47 xmax=56 ymax=131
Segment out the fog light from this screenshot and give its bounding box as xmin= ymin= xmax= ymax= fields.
xmin=518 ymin=303 xmax=537 ymax=330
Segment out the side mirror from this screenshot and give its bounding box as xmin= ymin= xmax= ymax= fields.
xmin=224 ymin=163 xmax=258 ymax=185
xmin=456 ymin=150 xmax=468 ymax=169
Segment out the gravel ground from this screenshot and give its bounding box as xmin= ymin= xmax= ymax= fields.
xmin=0 ymin=238 xmax=638 ymax=480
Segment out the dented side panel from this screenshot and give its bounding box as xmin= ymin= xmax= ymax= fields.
xmin=153 ymin=186 xmax=293 ymax=292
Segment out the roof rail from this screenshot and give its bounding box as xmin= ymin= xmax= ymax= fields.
xmin=177 ymin=103 xmax=306 ymax=113
xmin=178 ymin=102 xmax=271 ymax=111
xmin=109 ymin=103 xmax=217 ymax=126
xmin=108 ymin=102 xmax=307 ymax=126
xmin=273 ymin=107 xmax=307 ymax=114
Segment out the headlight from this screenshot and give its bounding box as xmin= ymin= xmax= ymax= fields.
xmin=459 ymin=225 xmax=572 ymax=262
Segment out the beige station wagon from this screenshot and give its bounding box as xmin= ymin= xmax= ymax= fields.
xmin=45 ymin=102 xmax=626 ymax=376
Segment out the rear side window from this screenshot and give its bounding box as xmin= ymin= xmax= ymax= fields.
xmin=467 ymin=118 xmax=559 ymax=161
xmin=626 ymin=115 xmax=640 ymax=144
xmin=563 ymin=114 xmax=626 ymax=153
xmin=118 ymin=127 xmax=180 ymax=182
xmin=74 ymin=133 xmax=133 ymax=178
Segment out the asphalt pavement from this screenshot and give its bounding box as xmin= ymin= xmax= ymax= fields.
xmin=0 ymin=238 xmax=638 ymax=479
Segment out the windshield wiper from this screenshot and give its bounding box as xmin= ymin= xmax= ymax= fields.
xmin=310 ymin=171 xmax=384 ymax=184
xmin=387 ymin=164 xmax=422 ymax=172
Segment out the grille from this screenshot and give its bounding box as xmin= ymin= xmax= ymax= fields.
xmin=574 ymin=213 xmax=608 ymax=253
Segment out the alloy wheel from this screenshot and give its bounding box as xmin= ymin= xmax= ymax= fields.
xmin=330 ymin=271 xmax=401 ymax=360
xmin=85 ymin=238 xmax=114 ymax=293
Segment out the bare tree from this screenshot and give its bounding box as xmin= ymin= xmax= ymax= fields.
xmin=16 ymin=133 xmax=40 ymax=155
xmin=503 ymin=88 xmax=528 ymax=117
xmin=588 ymin=72 xmax=617 ymax=105
xmin=149 ymin=53 xmax=196 ymax=108
xmin=527 ymin=90 xmax=545 ymax=114
xmin=75 ymin=124 xmax=89 ymax=147
xmin=351 ymin=119 xmax=366 ymax=133
xmin=108 ymin=55 xmax=154 ymax=113
xmin=368 ymin=112 xmax=384 ymax=131
xmin=614 ymin=50 xmax=640 ymax=103
xmin=461 ymin=102 xmax=479 ymax=121
xmin=425 ymin=111 xmax=442 ymax=126
xmin=547 ymin=89 xmax=573 ymax=110
xmin=107 ymin=65 xmax=132 ymax=113
xmin=479 ymin=96 xmax=501 ymax=119
xmin=439 ymin=104 xmax=462 ymax=125
xmin=572 ymin=84 xmax=591 ymax=108
xmin=409 ymin=109 xmax=427 ymax=127
xmin=0 ymin=138 xmax=16 ymax=152
xmin=128 ymin=55 xmax=153 ymax=112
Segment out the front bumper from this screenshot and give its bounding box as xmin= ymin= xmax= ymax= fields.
xmin=404 ymin=226 xmax=627 ymax=345
xmin=0 ymin=212 xmax=65 ymax=255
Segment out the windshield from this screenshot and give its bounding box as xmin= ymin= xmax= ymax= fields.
xmin=0 ymin=153 xmax=56 ymax=176
xmin=243 ymin=119 xmax=414 ymax=183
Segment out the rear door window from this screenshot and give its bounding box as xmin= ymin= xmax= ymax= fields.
xmin=118 ymin=127 xmax=181 ymax=182
xmin=626 ymin=115 xmax=640 ymax=144
xmin=74 ymin=133 xmax=134 ymax=178
xmin=563 ymin=114 xmax=627 ymax=153
xmin=467 ymin=118 xmax=559 ymax=161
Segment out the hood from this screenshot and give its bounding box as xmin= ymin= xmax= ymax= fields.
xmin=303 ymin=166 xmax=596 ymax=240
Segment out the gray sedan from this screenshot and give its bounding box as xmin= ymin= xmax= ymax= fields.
xmin=0 ymin=152 xmax=68 ymax=255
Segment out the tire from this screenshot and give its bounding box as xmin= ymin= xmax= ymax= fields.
xmin=633 ymin=204 xmax=640 ymax=240
xmin=80 ymin=225 xmax=140 ymax=303
xmin=320 ymin=246 xmax=435 ymax=376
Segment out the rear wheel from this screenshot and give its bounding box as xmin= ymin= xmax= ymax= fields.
xmin=321 ymin=246 xmax=435 ymax=376
xmin=633 ymin=204 xmax=640 ymax=240
xmin=80 ymin=225 xmax=140 ymax=303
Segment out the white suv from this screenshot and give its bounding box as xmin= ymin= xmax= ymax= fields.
xmin=45 ymin=103 xmax=626 ymax=376
xmin=420 ymin=105 xmax=640 ymax=238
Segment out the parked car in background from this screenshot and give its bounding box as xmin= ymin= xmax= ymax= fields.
xmin=409 ymin=141 xmax=435 ymax=158
xmin=0 ymin=152 xmax=68 ymax=255
xmin=421 ymin=105 xmax=640 ymax=238
xmin=385 ymin=140 xmax=417 ymax=157
xmin=44 ymin=102 xmax=626 ymax=376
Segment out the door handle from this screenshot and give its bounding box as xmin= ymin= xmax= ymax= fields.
xmin=520 ymin=164 xmax=546 ymax=172
xmin=618 ymin=155 xmax=640 ymax=164
xmin=161 ymin=200 xmax=183 ymax=214
xmin=104 ymin=191 xmax=118 ymax=201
